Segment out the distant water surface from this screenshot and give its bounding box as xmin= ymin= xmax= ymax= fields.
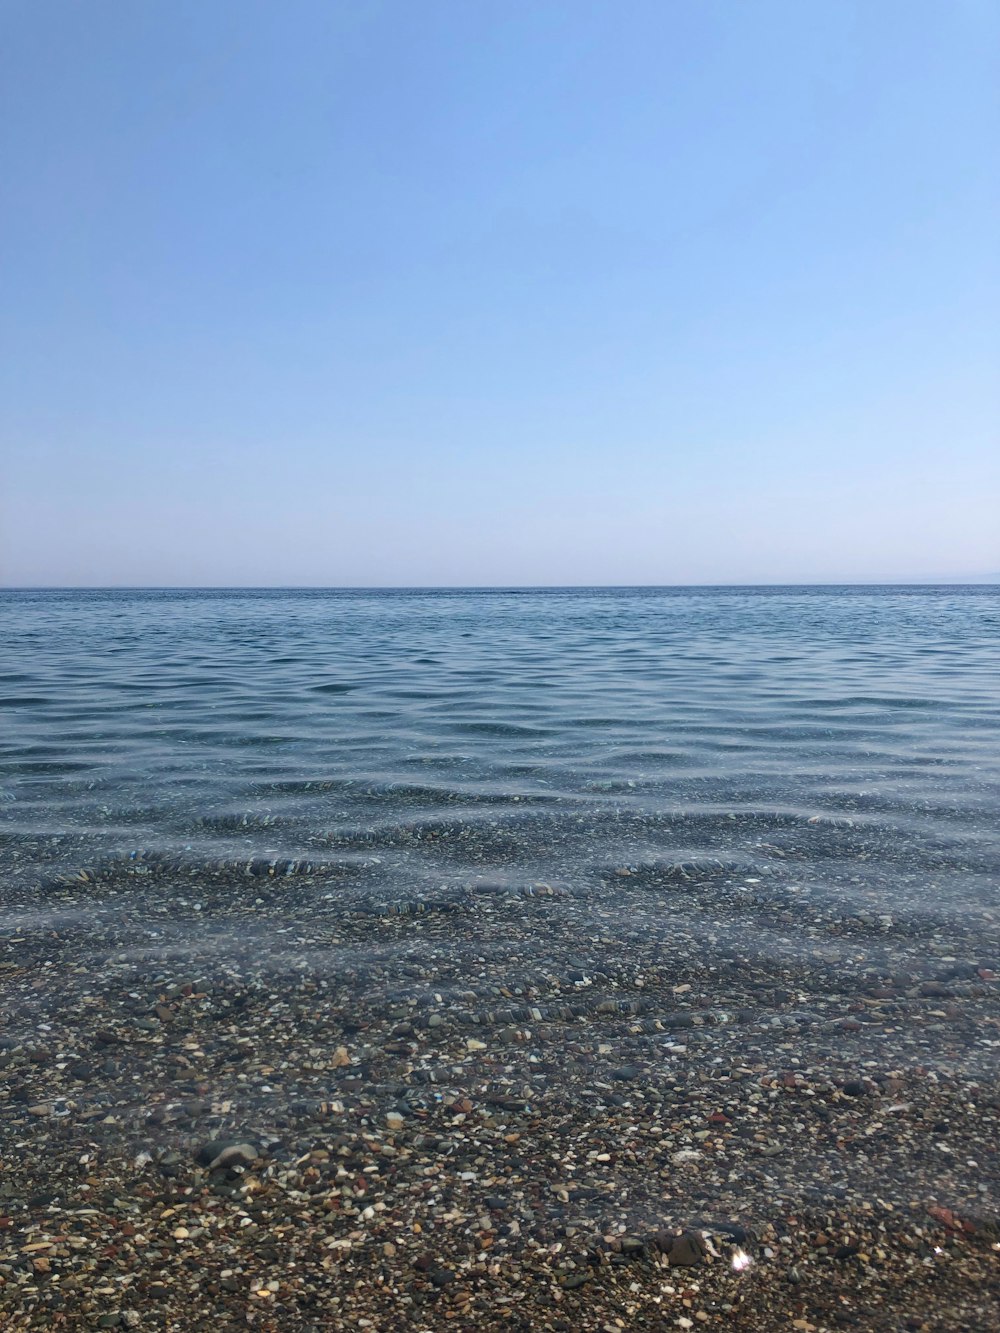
xmin=1 ymin=586 xmax=998 ymax=921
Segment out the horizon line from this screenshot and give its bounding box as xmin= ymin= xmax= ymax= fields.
xmin=3 ymin=580 xmax=998 ymax=592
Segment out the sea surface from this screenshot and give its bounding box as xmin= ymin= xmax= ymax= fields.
xmin=2 ymin=586 xmax=999 ymax=921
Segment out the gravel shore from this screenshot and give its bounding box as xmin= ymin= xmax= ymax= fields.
xmin=1 ymin=853 xmax=998 ymax=1330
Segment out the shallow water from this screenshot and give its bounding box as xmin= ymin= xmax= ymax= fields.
xmin=1 ymin=586 xmax=998 ymax=918
xmin=3 ymin=584 xmax=1000 ymax=1279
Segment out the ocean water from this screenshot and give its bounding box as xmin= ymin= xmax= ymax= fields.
xmin=2 ymin=585 xmax=999 ymax=918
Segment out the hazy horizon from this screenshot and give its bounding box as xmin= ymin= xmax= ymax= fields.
xmin=2 ymin=1 xmax=998 ymax=587
xmin=5 ymin=577 xmax=999 ymax=592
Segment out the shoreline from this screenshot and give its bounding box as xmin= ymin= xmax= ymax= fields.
xmin=0 ymin=860 xmax=998 ymax=1329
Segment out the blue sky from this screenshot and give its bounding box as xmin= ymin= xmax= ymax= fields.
xmin=1 ymin=0 xmax=997 ymax=586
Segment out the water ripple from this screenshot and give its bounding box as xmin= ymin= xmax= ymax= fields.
xmin=0 ymin=587 xmax=996 ymax=920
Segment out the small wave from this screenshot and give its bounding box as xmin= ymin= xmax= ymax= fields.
xmin=447 ymin=721 xmax=554 ymax=737
xmin=4 ymin=759 xmax=94 ymax=774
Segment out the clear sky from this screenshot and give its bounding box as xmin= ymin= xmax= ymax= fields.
xmin=1 ymin=0 xmax=997 ymax=586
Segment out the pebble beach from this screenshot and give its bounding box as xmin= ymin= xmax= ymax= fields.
xmin=0 ymin=847 xmax=997 ymax=1330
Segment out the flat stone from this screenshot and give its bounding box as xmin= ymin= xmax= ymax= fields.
xmin=196 ymin=1140 xmax=259 ymax=1170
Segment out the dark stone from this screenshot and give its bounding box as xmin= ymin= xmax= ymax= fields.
xmin=195 ymin=1140 xmax=259 ymax=1170
xmin=611 ymin=1065 xmax=640 ymax=1081
xmin=668 ymin=1231 xmax=707 ymax=1266
xmin=429 ymin=1268 xmax=454 ymax=1287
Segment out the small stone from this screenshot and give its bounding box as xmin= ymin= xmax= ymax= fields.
xmin=158 ymin=1151 xmax=183 ymax=1178
xmin=466 ymin=1038 xmax=487 ymax=1052
xmin=919 ymin=982 xmax=953 ymax=998
xmin=196 ymin=1140 xmax=259 ymax=1170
